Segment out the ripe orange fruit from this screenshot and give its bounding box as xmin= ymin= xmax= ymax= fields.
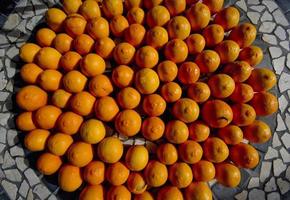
xmin=192 ymin=160 xmax=215 ymax=182
xmin=38 ymin=69 xmax=62 ymax=91
xmin=135 ymin=46 xmax=159 ymax=68
xmin=239 ymin=45 xmax=263 ymax=66
xmin=70 ymin=91 xmax=95 ymax=116
xmin=243 ymin=120 xmax=272 ymax=144
xmin=214 ymin=6 xmax=240 ymax=31
xmin=157 ymin=60 xmax=178 ymax=82
xmin=168 ymin=162 xmax=193 ymax=188
xmin=112 ymin=65 xmax=134 ymax=88
xmin=232 ymin=103 xmax=256 ymax=126
xmin=247 ymin=68 xmax=276 ymax=92
xmin=195 ymin=50 xmax=220 ymax=73
xmin=36 ymin=152 xmax=62 ymax=175
xmin=165 ymin=120 xmax=189 ymax=144
xmin=83 ymin=161 xmax=105 ymax=185
xmin=45 ymin=8 xmax=67 ymax=32
xmin=218 ymin=125 xmax=243 ymax=145
xmin=79 ymin=185 xmax=104 ymax=200
xmin=203 ymin=24 xmax=225 ymax=47
xmin=135 ymin=68 xmax=160 ymax=94
xmin=167 ymin=16 xmax=190 ymax=40
xmin=178 ymin=61 xmax=200 ymax=85
xmin=113 ymin=42 xmax=136 ymax=65
xmin=34 ymin=105 xmax=62 ymax=129
xmin=127 ymin=7 xmax=145 ymax=24
xmin=59 ymin=51 xmax=82 ymax=71
xmin=173 ymin=98 xmax=200 ymax=123
xmin=62 ymin=0 xmax=82 ymax=14
xmin=215 ymin=40 xmax=240 ymax=64
xmin=222 ymin=61 xmax=252 ymax=83
xmin=80 ymin=119 xmax=106 ymax=144
xmin=185 ymin=182 xmax=212 ymax=200
xmin=188 ymin=121 xmax=210 ymax=142
xmin=215 ymin=162 xmax=241 ymax=187
xmin=89 ymin=74 xmax=113 ymax=97
xmin=161 ymin=82 xmax=182 ymax=103
xmin=164 ymin=0 xmax=186 ymax=16
xmin=157 ymin=143 xmax=178 ymax=165
xmin=187 ymin=82 xmax=211 ymax=103
xmin=144 ymin=0 xmax=162 ymax=9
xmin=186 ymin=34 xmax=206 ymax=55
xmin=144 ymin=160 xmax=168 ymax=187
xmin=229 ymin=22 xmax=257 ymax=48
xmin=79 ymin=0 xmax=101 ymax=20
xmin=97 ymin=136 xmax=123 ymax=163
xmin=178 ymin=140 xmax=203 ymax=164
xmin=80 ymin=53 xmax=106 ymax=77
xmin=143 ymin=94 xmax=166 ymax=117
xmin=87 ymin=17 xmax=110 ymax=39
xmin=53 ymin=33 xmax=73 ymax=54
xmin=125 ymin=24 xmax=146 ymax=47
xmin=110 ymin=15 xmax=129 ymax=37
xmin=57 ymin=111 xmax=83 ymax=135
xmin=102 ymin=0 xmax=124 ymax=18
xmin=107 ymin=185 xmax=131 ymax=200
xmin=124 ymin=0 xmax=142 ymax=9
xmin=115 ymin=109 xmax=142 ymax=137
xmin=127 ymin=172 xmax=147 ymax=194
xmin=73 ymin=34 xmax=94 ymax=55
xmin=16 ymin=112 xmax=36 ymax=131
xmin=203 ymin=137 xmax=229 ymax=163
xmin=157 ymin=186 xmax=183 ymax=200
xmin=47 ymin=133 xmax=73 ymax=156
xmin=51 ymin=89 xmax=72 ymax=109
xmin=146 ymin=5 xmax=170 ymax=27
xmin=117 ymin=87 xmax=141 ymax=109
xmin=164 ymin=39 xmax=188 ymax=63
xmin=16 ymin=85 xmax=47 ymax=111
xmin=230 ymin=83 xmax=254 ymax=103
xmin=95 ymin=96 xmax=120 ymax=122
xmin=36 ymin=28 xmax=56 ymax=47
xmin=125 ymin=145 xmax=149 ymax=171
xmin=58 ymin=164 xmax=83 ymax=192
xmin=186 ymin=2 xmax=210 ymax=31
xmin=141 ymin=117 xmax=165 ymax=141
xmin=146 ymin=26 xmax=169 ymax=49
xmin=230 ymin=143 xmax=259 ymax=169
xmin=24 ymin=129 xmax=50 ymax=151
xmin=106 ymin=162 xmax=130 ymax=185
xmin=208 ymin=74 xmax=235 ymax=98
xmin=62 ymin=70 xmax=88 ymax=93
xmin=67 ymin=141 xmax=93 ymax=167
xmin=35 ymin=47 xmax=62 ymax=69
xmin=63 ymin=14 xmax=87 ymax=37
xmin=203 ymin=0 xmax=224 ymax=13
xmin=250 ymin=92 xmax=278 ymax=116
xmin=20 ymin=63 xmax=43 ymax=84
xmin=95 ymin=37 xmax=116 ymax=59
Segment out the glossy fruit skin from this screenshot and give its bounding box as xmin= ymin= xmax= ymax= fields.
xmin=80 ymin=53 xmax=106 ymax=77
xmin=203 ymin=137 xmax=229 ymax=163
xmin=73 ymin=34 xmax=94 ymax=55
xmin=115 ymin=109 xmax=142 ymax=137
xmin=144 ymin=160 xmax=168 ymax=187
xmin=215 ymin=162 xmax=241 ymax=187
xmin=247 ymin=68 xmax=277 ymax=92
xmin=250 ymin=92 xmax=278 ymax=116
xmin=231 ymin=103 xmax=256 ymax=126
xmin=243 ymin=120 xmax=272 ymax=144
xmin=80 ymin=119 xmax=106 ymax=144
xmin=203 ymin=0 xmax=224 ymax=13
xmin=95 ymin=37 xmax=116 ymax=59
xmin=239 ymin=45 xmax=263 ymax=66
xmin=36 ymin=152 xmax=62 ymax=175
xmin=143 ymin=94 xmax=166 ymax=117
xmin=184 ymin=182 xmax=213 ymax=200
xmin=117 ymin=87 xmax=141 ymax=109
xmin=188 ymin=121 xmax=210 ymax=142
xmin=157 ymin=143 xmax=178 ymax=165
xmin=186 ymin=34 xmax=205 ymax=55
xmin=157 ymin=186 xmax=183 ymax=200
xmin=95 ymin=96 xmax=120 ymax=122
xmin=218 ymin=125 xmax=243 ymax=145
xmin=208 ymin=74 xmax=235 ymax=99
xmin=214 ymin=6 xmax=240 ymax=31
xmin=79 ymin=0 xmax=101 ymax=20
xmin=127 ymin=172 xmax=147 ymax=194
xmin=146 ymin=5 xmax=170 ymax=27
xmin=58 ymin=164 xmax=83 ymax=192
xmin=135 ymin=68 xmax=160 ymax=94
xmin=167 ymin=16 xmax=191 ymax=40
xmin=102 ymin=0 xmax=124 ymax=19
xmin=70 ymin=91 xmax=96 ymax=116
xmin=230 ymin=83 xmax=254 ymax=103
xmin=51 ymin=89 xmax=72 ymax=109
xmin=195 ymin=50 xmax=221 ymax=73
xmin=38 ymin=69 xmax=62 ymax=92
xmin=187 ymin=82 xmax=211 ymax=103
xmin=53 ymin=33 xmax=73 ymax=54
xmin=169 ymin=162 xmax=193 ymax=188
xmin=79 ymin=185 xmax=104 ymax=200
xmin=106 ymin=162 xmax=130 ymax=185
xmin=63 ymin=14 xmax=87 ymax=37
xmin=67 ymin=141 xmax=93 ymax=167
xmin=215 ymin=40 xmax=240 ymax=64
xmin=45 ymin=8 xmax=67 ymax=32
xmin=186 ymin=2 xmax=211 ymax=31
xmin=110 ymin=15 xmax=129 ymax=37
xmin=34 ymin=105 xmax=62 ymax=129
xmin=127 ymin=7 xmax=145 ymax=24
xmin=203 ymin=24 xmax=225 ymax=47
xmin=57 ymin=111 xmax=83 ymax=135
xmin=125 ymin=145 xmax=149 ymax=171
xmin=62 ymin=0 xmax=82 ymax=14
xmin=24 ymin=129 xmax=50 ymax=152
xmin=20 ymin=63 xmax=43 ymax=84
xmin=59 ymin=51 xmax=82 ymax=72
xmin=173 ymin=98 xmax=200 ymax=123
xmin=146 ymin=26 xmax=169 ymax=49
xmin=19 ymin=43 xmax=41 ymax=63
xmin=97 ymin=137 xmax=123 ymax=163
xmin=192 ymin=160 xmax=215 ymax=182
xmin=87 ymin=17 xmax=110 ymax=39
xmin=222 ymin=61 xmax=252 ymax=83
xmin=112 ymin=65 xmax=134 ymax=88
xmin=157 ymin=60 xmax=178 ymax=82
xmin=83 ymin=161 xmax=105 ymax=185
xmin=142 ymin=117 xmax=165 ymax=141
xmin=47 ymin=133 xmax=73 ymax=156
xmin=134 ymin=191 xmax=154 ymax=200
xmin=16 ymin=112 xmax=37 ymax=131
xmin=164 ymin=39 xmax=188 ymax=64
xmin=178 ymin=140 xmax=203 ymax=164
xmin=178 ymin=62 xmax=200 ymax=85
xmin=36 ymin=28 xmax=56 ymax=47
xmin=161 ymin=82 xmax=182 ymax=103
xmin=125 ymin=23 xmax=146 ymax=47
xmin=135 ymin=46 xmax=159 ymax=68
xmin=62 ymin=70 xmax=88 ymax=93
xmin=165 ymin=120 xmax=189 ymax=144
xmin=113 ymin=42 xmax=136 ymax=65
xmin=106 ymin=185 xmax=131 ymax=200
xmin=89 ymin=74 xmax=113 ymax=97
xmin=36 ymin=47 xmax=62 ymax=69
xmin=164 ymin=0 xmax=186 ymax=16
xmin=229 ymin=22 xmax=257 ymax=48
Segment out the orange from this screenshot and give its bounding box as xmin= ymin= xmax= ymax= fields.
xmin=230 ymin=143 xmax=259 ymax=169
xmin=186 ymin=2 xmax=210 ymax=31
xmin=62 ymin=0 xmax=82 ymax=14
xmin=186 ymin=0 xmax=199 ymax=5
xmin=157 ymin=186 xmax=183 ymax=200
xmin=143 ymin=94 xmax=166 ymax=117
xmin=125 ymin=145 xmax=149 ymax=171
xmin=36 ymin=28 xmax=56 ymax=47
xmin=215 ymin=162 xmax=241 ymax=187
xmin=73 ymin=34 xmax=94 ymax=55
xmin=58 ymin=164 xmax=83 ymax=192
xmin=185 ymin=182 xmax=213 ymax=200
xmin=229 ymin=83 xmax=254 ymax=103
xmin=16 ymin=112 xmax=36 ymax=131
xmin=146 ymin=26 xmax=169 ymax=49
xmin=144 ymin=0 xmax=162 ymax=9
xmin=53 ymin=33 xmax=73 ymax=54
xmin=146 ymin=5 xmax=170 ymax=27
xmin=57 ymin=111 xmax=83 ymax=135
xmin=79 ymin=0 xmax=101 ymax=20
xmin=112 ymin=65 xmax=134 ymax=88
xmin=95 ymin=37 xmax=116 ymax=59
xmin=192 ymin=160 xmax=215 ymax=182
xmin=36 ymin=152 xmax=62 ymax=175
xmin=102 ymin=0 xmax=123 ymax=18
xmin=47 ymin=133 xmax=73 ymax=156
xmin=125 ymin=24 xmax=146 ymax=47
xmin=87 ymin=17 xmax=110 ymax=39
xmin=214 ymin=6 xmax=240 ymax=31
xmin=208 ymin=74 xmax=235 ymax=98
xmin=70 ymin=91 xmax=96 ymax=116
xmin=165 ymin=120 xmax=189 ymax=144
xmin=157 ymin=143 xmax=178 ymax=165
xmin=229 ymin=22 xmax=257 ymax=48
xmin=135 ymin=46 xmax=159 ymax=68
xmin=243 ymin=120 xmax=272 ymax=144
xmin=144 ymin=160 xmax=168 ymax=187
xmin=89 ymin=74 xmax=113 ymax=97
xmin=45 ymin=8 xmax=67 ymax=32
xmin=188 ymin=121 xmax=210 ymax=142
xmin=247 ymin=68 xmax=276 ymax=92
xmin=95 ymin=96 xmax=120 ymax=122
xmin=20 ymin=63 xmax=43 ymax=84
xmin=16 ymin=85 xmax=47 ymax=111
xmin=97 ymin=136 xmax=123 ymax=163
xmin=135 ymin=68 xmax=160 ymax=94
xmin=113 ymin=42 xmax=136 ymax=65
xmin=59 ymin=51 xmax=82 ymax=71
xmin=83 ymin=161 xmax=105 ymax=185
xmin=178 ymin=61 xmax=200 ymax=85
xmin=80 ymin=119 xmax=106 ymax=144
xmin=186 ymin=34 xmax=206 ymax=55
xmin=80 ymin=53 xmax=106 ymax=77
xmin=63 ymin=14 xmax=87 ymax=37
xmin=107 ymin=185 xmax=131 ymax=200
xmin=203 ymin=0 xmax=224 ymax=13
xmin=62 ymin=70 xmax=87 ymax=93
xmin=141 ymin=117 xmax=165 ymax=141
xmin=161 ymin=82 xmax=182 ymax=103
xmin=203 ymin=24 xmax=225 ymax=47
xmin=106 ymin=162 xmax=130 ymax=185
xmin=222 ymin=61 xmax=252 ymax=83
xmin=239 ymin=45 xmax=263 ymax=66
xmin=195 ymin=50 xmax=220 ymax=73
xmin=38 ymin=69 xmax=62 ymax=91
xmin=127 ymin=172 xmax=147 ymax=194
xmin=164 ymin=39 xmax=188 ymax=63
xmin=79 ymin=185 xmax=104 ymax=200
xmin=232 ymin=103 xmax=256 ymax=126
xmin=67 ymin=141 xmax=93 ymax=167
xmin=157 ymin=60 xmax=178 ymax=82
xmin=24 ymin=129 xmax=50 ymax=151
xmin=35 ymin=47 xmax=62 ymax=69
xmin=127 ymin=7 xmax=145 ymax=24
xmin=173 ymin=98 xmax=200 ymax=123
xmin=125 ymin=0 xmax=142 ymax=9
xmin=117 ymin=87 xmax=141 ymax=109
xmin=168 ymin=162 xmax=193 ymax=188
xmin=167 ymin=16 xmax=190 ymax=40
xmin=164 ymin=0 xmax=186 ymax=16
xmin=110 ymin=15 xmax=129 ymax=37
xmin=203 ymin=137 xmax=229 ymax=163
xmin=215 ymin=40 xmax=240 ymax=64
xmin=34 ymin=105 xmax=62 ymax=129
xmin=178 ymin=140 xmax=203 ymax=164
xmin=115 ymin=109 xmax=142 ymax=137
xmin=51 ymin=89 xmax=72 ymax=109
xmin=250 ymin=92 xmax=278 ymax=116
xmin=187 ymin=82 xmax=211 ymax=103
xmin=218 ymin=125 xmax=243 ymax=145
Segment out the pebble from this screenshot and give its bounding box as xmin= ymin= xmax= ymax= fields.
xmin=262 ymin=34 xmax=277 ymax=45
xmin=279 ymin=95 xmax=288 ymax=113
xmin=48 ymin=195 xmax=58 ymax=200
xmin=236 ymin=0 xmax=247 ymax=12
xmin=277 ymin=178 xmax=290 ymax=194
xmin=264 ymin=177 xmax=277 ymax=192
xmin=0 ymin=127 xmax=6 ymax=143
xmin=248 ymin=0 xmax=260 ymax=5
xmin=1 ymin=180 xmax=17 ymax=200
xmin=247 ymin=12 xmax=260 ymax=24
xmin=0 ymin=71 xmax=8 ymax=90
xmin=261 ymin=10 xmax=273 ymax=21
xmin=19 ymin=180 xmax=29 ymax=198
xmin=7 ymin=30 xmax=21 ymax=43
xmin=2 ymin=13 xmax=20 ymax=31
xmin=269 ymin=47 xmax=282 ymax=59
xmin=7 ymin=130 xmax=19 ymax=146
xmin=259 ymin=21 xmax=276 ymax=33
xmin=260 ymin=161 xmax=272 ymax=182
xmin=234 ymin=190 xmax=248 ymax=200
xmin=0 ymin=91 xmax=9 ymax=102
xmin=267 ymin=192 xmax=281 ymax=200
xmin=285 ymin=114 xmax=290 ymax=131
xmin=250 ymin=5 xmax=265 ymax=12
xmin=16 ymin=157 xmax=29 ymax=172
xmin=273 ymin=158 xmax=286 ymax=176
xmin=0 ymin=113 xmax=10 ymax=127
xmin=280 ymin=147 xmax=290 ymax=163
xmin=33 ymin=184 xmax=51 ymax=199
xmin=0 ymin=49 xmax=5 ymax=57
xmin=0 ymin=35 xmax=9 ymax=48
xmin=286 ymin=166 xmax=290 ymax=181
xmin=6 ymin=46 xmax=19 ymax=60
xmin=26 ymin=15 xmax=43 ymax=31
xmin=27 ymin=189 xmax=34 ymax=200
xmin=5 ymin=80 xmax=13 ymax=92
xmin=0 ymin=144 xmax=5 ymax=155
xmin=23 ymin=2 xmax=35 ymax=19
xmin=272 ymin=56 xmax=285 ymax=74
xmin=24 ymin=168 xmax=40 ymax=186
xmin=2 ymin=151 xmax=15 ymax=169
xmin=10 ymin=145 xmax=25 ymax=157
xmin=263 ymin=0 xmax=278 ymax=12
xmin=278 ymin=72 xmax=290 ymax=92
xmin=15 ymin=0 xmax=28 ymax=14
xmin=264 ymin=146 xmax=278 ymax=160
xmin=248 ymin=189 xmax=265 ymax=200
xmin=276 ymin=114 xmax=286 ymax=131
xmin=273 ymin=9 xmax=289 ymax=26
xmin=5 ymin=58 xmax=17 ymax=78
xmin=281 ymin=41 xmax=290 ymax=51
xmin=248 ymin=177 xmax=260 ymax=189
xmin=287 ymin=53 xmax=290 ymax=70
xmin=4 ymin=169 xmax=22 ymax=182
xmin=275 ymin=26 xmax=287 ymax=40
xmin=272 ymin=132 xmax=282 ymax=148
xmin=281 ymin=132 xmax=290 ymax=149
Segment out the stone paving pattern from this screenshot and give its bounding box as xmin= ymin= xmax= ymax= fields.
xmin=0 ymin=0 xmax=290 ymax=199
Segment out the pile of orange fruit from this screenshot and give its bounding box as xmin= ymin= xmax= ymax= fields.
xmin=16 ymin=0 xmax=278 ymax=199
